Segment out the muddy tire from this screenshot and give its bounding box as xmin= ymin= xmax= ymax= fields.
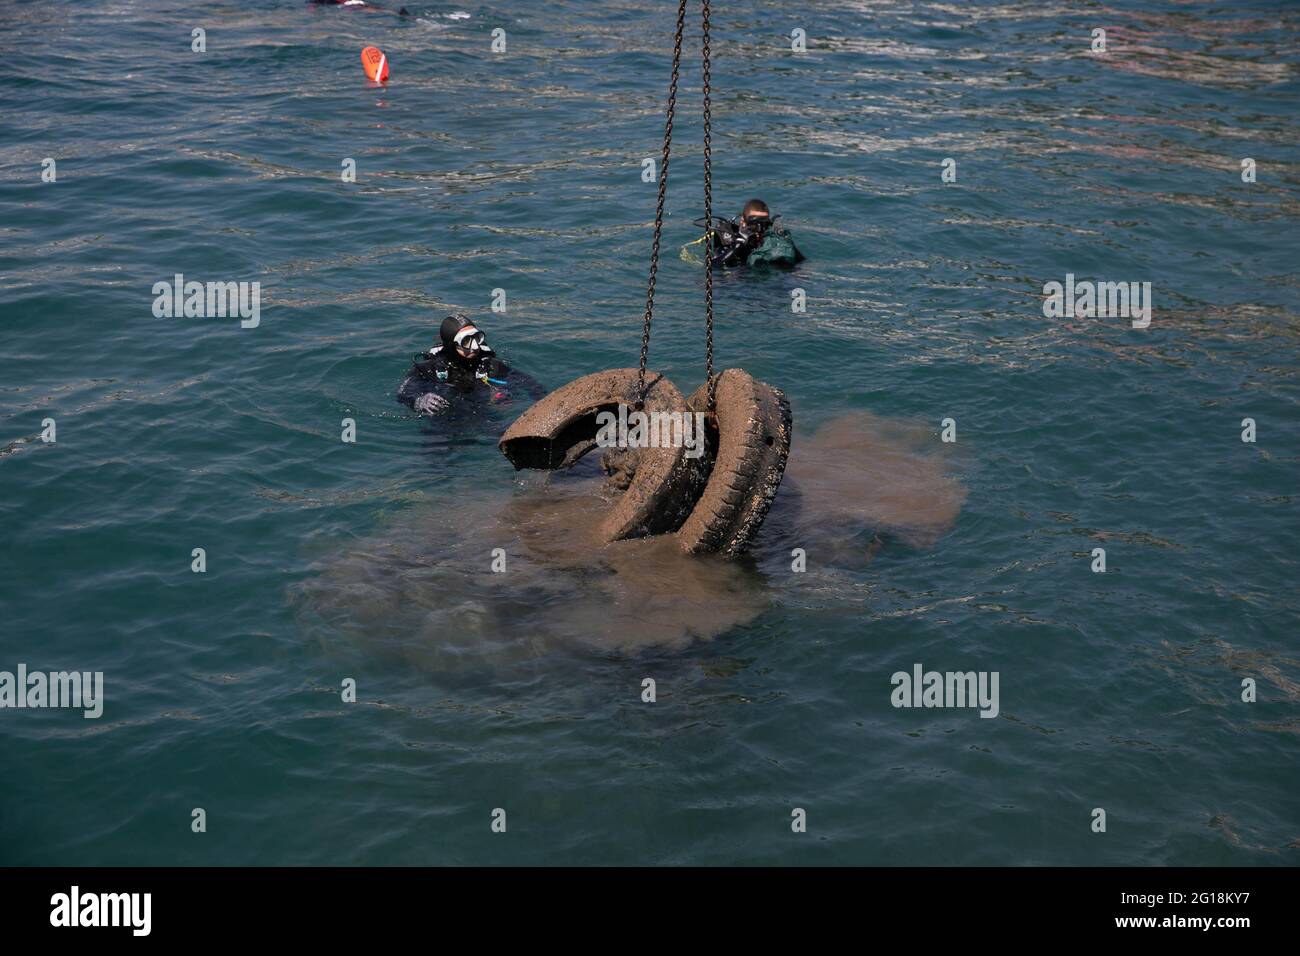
xmin=600 ymin=446 xmax=638 ymax=492
xmin=499 ymin=368 xmax=708 ymax=542
xmin=676 ymin=369 xmax=792 ymax=556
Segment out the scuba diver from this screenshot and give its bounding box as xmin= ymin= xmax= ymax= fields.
xmin=397 ymin=314 xmax=544 ymax=416
xmin=701 ymin=199 xmax=805 ymax=269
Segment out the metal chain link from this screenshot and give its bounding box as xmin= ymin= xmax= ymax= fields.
xmin=638 ymin=0 xmax=690 ymax=406
xmin=701 ymin=0 xmax=716 ymax=413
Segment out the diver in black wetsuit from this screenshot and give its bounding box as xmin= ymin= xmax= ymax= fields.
xmin=397 ymin=314 xmax=544 ymax=416
xmin=706 ymin=198 xmax=805 ymax=269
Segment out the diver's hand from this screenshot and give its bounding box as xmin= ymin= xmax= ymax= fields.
xmin=414 ymin=393 xmax=449 ymax=415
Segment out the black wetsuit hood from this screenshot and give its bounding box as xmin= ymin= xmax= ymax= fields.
xmin=440 ymin=314 xmax=474 ymax=350
xmin=436 ymin=314 xmax=491 ymax=369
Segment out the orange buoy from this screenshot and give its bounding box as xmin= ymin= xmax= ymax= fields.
xmin=361 ymin=46 xmax=389 ymax=83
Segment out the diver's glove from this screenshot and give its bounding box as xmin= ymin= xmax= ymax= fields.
xmin=414 ymin=393 xmax=450 ymax=415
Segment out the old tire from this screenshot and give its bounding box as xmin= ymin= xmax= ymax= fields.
xmin=675 ymin=369 xmax=792 ymax=556
xmin=499 ymin=368 xmax=707 ymax=542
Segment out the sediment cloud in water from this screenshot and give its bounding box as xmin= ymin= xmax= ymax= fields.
xmin=293 ymin=412 xmax=967 ymax=658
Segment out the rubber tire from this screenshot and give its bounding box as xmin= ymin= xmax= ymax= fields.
xmin=499 ymin=368 xmax=707 ymax=542
xmin=675 ymin=369 xmax=792 ymax=556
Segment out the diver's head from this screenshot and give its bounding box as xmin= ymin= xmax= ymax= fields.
xmin=439 ymin=314 xmax=489 ymax=363
xmin=740 ymin=198 xmax=772 ymax=235
xmin=741 ymin=198 xmax=770 ymax=220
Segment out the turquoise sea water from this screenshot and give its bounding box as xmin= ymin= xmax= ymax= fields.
xmin=1 ymin=0 xmax=1298 ymax=866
